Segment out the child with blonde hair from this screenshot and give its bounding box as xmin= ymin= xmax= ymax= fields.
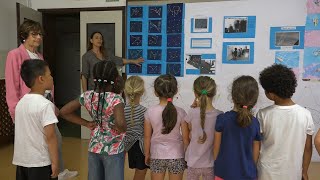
xmin=185 ymin=76 xmax=222 ymax=180
xmin=123 ymin=76 xmax=148 ymax=180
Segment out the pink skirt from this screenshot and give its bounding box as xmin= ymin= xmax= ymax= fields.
xmin=214 ymin=176 xmax=223 ymax=180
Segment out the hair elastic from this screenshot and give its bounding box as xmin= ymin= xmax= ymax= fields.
xmin=167 ymin=98 xmax=172 ymax=102
xmin=201 ymin=89 xmax=208 ymax=95
xmin=242 ymin=105 xmax=248 ymax=109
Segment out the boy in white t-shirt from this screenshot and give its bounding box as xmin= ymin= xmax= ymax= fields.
xmin=13 ymin=60 xmax=59 ymax=180
xmin=257 ymin=64 xmax=315 ymax=180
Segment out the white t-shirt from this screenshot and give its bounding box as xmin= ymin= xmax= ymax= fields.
xmin=256 ymin=104 xmax=315 ymax=180
xmin=12 ymin=94 xmax=58 ymax=167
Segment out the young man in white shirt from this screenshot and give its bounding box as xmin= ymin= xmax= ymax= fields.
xmin=257 ymin=64 xmax=315 ymax=180
xmin=13 ymin=60 xmax=59 ymax=180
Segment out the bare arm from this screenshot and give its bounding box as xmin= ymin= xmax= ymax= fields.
xmin=60 ymin=99 xmax=95 ymax=130
xmin=302 ymin=135 xmax=313 ymax=180
xmin=315 ymin=129 xmax=320 ymax=156
xmin=81 ymin=75 xmax=88 ymax=92
xmin=123 ymin=57 xmax=144 ymax=66
xmin=253 ymin=141 xmax=260 ymax=164
xmin=181 ymin=121 xmax=190 ymax=152
xmin=144 ymin=119 xmax=152 ymax=165
xmin=213 ymin=131 xmax=222 ymax=160
xmin=44 ymin=124 xmax=59 ymax=178
xmin=113 ymin=103 xmax=127 ymax=133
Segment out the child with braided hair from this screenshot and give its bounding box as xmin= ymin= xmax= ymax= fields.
xmin=123 ymin=76 xmax=149 ymax=180
xmin=60 ymin=60 xmax=127 ymax=180
xmin=184 ymin=76 xmax=222 ymax=180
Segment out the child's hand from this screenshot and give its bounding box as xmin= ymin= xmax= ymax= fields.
xmin=190 ymin=98 xmax=198 ymax=108
xmin=302 ymin=173 xmax=308 ymax=180
xmin=51 ymin=163 xmax=59 ymax=178
xmin=145 ymin=155 xmax=150 ymax=166
xmin=86 ymin=121 xmax=96 ymax=130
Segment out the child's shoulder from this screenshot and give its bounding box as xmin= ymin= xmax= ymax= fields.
xmin=217 ymin=110 xmax=236 ymax=118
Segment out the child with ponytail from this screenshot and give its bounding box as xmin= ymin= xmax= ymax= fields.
xmin=123 ymin=76 xmax=148 ymax=180
xmin=144 ymin=74 xmax=189 ymax=180
xmin=184 ymin=76 xmax=222 ymax=180
xmin=213 ymin=76 xmax=261 ymax=180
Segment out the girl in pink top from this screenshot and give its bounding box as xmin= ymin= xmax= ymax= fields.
xmin=185 ymin=76 xmax=222 ymax=180
xmin=144 ymin=74 xmax=189 ymax=180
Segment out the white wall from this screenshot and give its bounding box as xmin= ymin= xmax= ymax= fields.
xmin=31 ymin=0 xmax=125 ymax=10
xmin=0 ymin=0 xmax=29 ymax=79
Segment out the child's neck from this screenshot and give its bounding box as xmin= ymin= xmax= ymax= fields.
xmin=29 ymin=86 xmax=46 ymax=96
xmin=133 ymin=96 xmax=141 ymax=105
xmin=159 ymin=97 xmax=169 ymax=106
xmin=274 ymin=98 xmax=295 ymax=106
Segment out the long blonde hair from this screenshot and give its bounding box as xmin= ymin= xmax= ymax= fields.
xmin=124 ymin=76 xmax=145 ymax=126
xmin=193 ymin=76 xmax=217 ymax=144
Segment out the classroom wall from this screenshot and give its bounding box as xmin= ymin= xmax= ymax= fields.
xmin=31 ymin=0 xmax=126 ymax=10
xmin=128 ymin=0 xmax=320 ymax=162
xmin=0 ymin=0 xmax=29 ymax=79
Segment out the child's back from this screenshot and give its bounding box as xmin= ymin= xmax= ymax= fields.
xmin=145 ymin=104 xmax=186 ymax=159
xmin=13 ymin=94 xmax=58 ymax=166
xmin=185 ymin=107 xmax=221 ymax=168
xmin=257 ymin=104 xmax=314 ymax=179
xmin=258 ymin=64 xmax=315 ymax=180
xmin=81 ymin=90 xmax=125 ymax=155
xmin=214 ymin=111 xmax=260 ymax=179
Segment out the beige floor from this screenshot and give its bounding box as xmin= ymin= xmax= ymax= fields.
xmin=0 ymin=137 xmax=319 ymax=180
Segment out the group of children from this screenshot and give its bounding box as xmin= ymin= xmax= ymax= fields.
xmin=14 ymin=58 xmax=319 ymax=180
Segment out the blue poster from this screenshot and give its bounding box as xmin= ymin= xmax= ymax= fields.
xmin=127 ymin=3 xmax=184 ymax=76
xmin=270 ymin=26 xmax=305 ymax=49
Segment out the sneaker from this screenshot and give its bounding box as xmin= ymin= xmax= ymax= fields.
xmin=58 ymin=169 xmax=78 ymax=180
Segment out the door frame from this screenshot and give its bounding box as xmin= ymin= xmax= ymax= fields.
xmin=39 ymin=7 xmax=126 ymax=62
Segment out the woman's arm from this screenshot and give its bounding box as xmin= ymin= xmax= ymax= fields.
xmin=123 ymin=57 xmax=144 ymax=66
xmin=60 ymin=99 xmax=95 ymax=129
xmin=81 ymin=54 xmax=90 ymax=92
xmin=315 ymin=129 xmax=320 ymax=156
xmin=144 ymin=119 xmax=152 ymax=165
xmin=81 ymin=75 xmax=88 ymax=92
xmin=213 ymin=131 xmax=222 ymax=160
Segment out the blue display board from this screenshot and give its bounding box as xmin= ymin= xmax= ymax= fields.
xmin=127 ymin=3 xmax=185 ymax=76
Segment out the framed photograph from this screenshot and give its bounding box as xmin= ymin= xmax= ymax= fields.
xmin=223 ymin=16 xmax=256 ymax=38
xmin=222 ymin=42 xmax=254 ymax=64
xmin=186 ymin=54 xmax=216 ymax=74
xmin=270 ymin=26 xmax=305 ymax=49
xmin=191 ymin=17 xmax=212 ymax=33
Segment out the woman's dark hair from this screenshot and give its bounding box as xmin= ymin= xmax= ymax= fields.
xmin=154 ymin=74 xmax=178 ymax=134
xmin=259 ymin=64 xmax=297 ymax=99
xmin=18 ymin=19 xmax=43 ymax=44
xmin=232 ymin=76 xmax=259 ymax=127
xmin=91 ymin=61 xmax=122 ymax=124
xmin=20 ymin=59 xmax=48 ymax=88
xmin=87 ymin=31 xmax=107 ymax=58
xmin=193 ymin=76 xmax=217 ymax=143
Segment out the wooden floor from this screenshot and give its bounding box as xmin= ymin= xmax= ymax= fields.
xmin=0 ymin=137 xmax=319 ymax=180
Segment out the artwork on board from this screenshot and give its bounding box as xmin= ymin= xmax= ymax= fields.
xmin=270 ymin=26 xmax=305 ymax=49
xmin=127 ymin=3 xmax=184 ymax=77
xmin=190 ymin=38 xmax=212 ymax=49
xmin=185 ymin=54 xmax=216 ymax=75
xmin=223 ymin=16 xmax=256 ymax=38
xmin=303 ymin=47 xmax=320 ymax=80
xmin=222 ymin=42 xmax=254 ymax=64
xmin=307 ymin=0 xmax=320 ymax=14
xmin=305 ymin=31 xmax=320 ymax=47
xmin=275 ymin=51 xmax=300 ymax=76
xmin=191 ymin=17 xmax=212 ymax=33
xmin=306 ymin=14 xmax=320 ymax=31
